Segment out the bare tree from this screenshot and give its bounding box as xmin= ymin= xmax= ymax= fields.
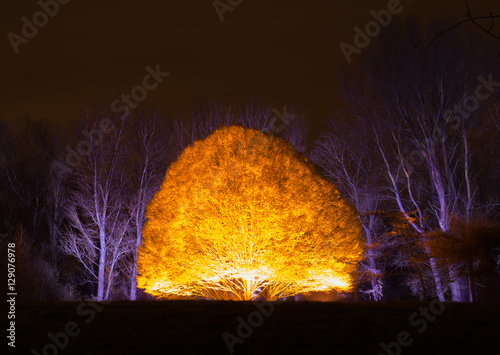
xmin=60 ymin=106 xmax=134 ymax=300
xmin=45 ymin=124 xmax=69 ymax=262
xmin=125 ymin=109 xmax=172 ymax=300
xmin=339 ymin=18 xmax=500 ymax=301
xmin=429 ymin=215 xmax=500 ymax=302
xmin=417 ymin=1 xmax=500 ymax=50
xmin=311 ymin=117 xmax=385 ymax=300
xmin=279 ymin=105 xmax=310 ymax=155
xmin=0 ymin=118 xmax=51 ymax=241
xmin=172 ymin=96 xmax=234 ymax=157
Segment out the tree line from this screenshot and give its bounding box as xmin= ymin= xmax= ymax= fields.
xmin=1 ymin=19 xmax=499 ymax=302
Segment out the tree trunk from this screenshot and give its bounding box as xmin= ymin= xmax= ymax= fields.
xmin=378 ymin=145 xmax=445 ymax=301
xmin=428 ymin=255 xmax=445 ymax=302
xmin=416 ymin=268 xmax=427 ymax=301
xmin=468 ymin=261 xmax=476 ymax=303
xmin=363 ymin=223 xmax=383 ymax=301
xmin=242 ymin=279 xmax=254 ymax=300
xmin=97 ymin=231 xmax=106 ymax=301
xmin=449 ymin=269 xmax=468 ymax=302
xmin=129 ymin=210 xmax=144 ymax=301
xmin=129 ymin=268 xmax=138 ymax=301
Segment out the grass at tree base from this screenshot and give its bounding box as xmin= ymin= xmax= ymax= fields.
xmin=12 ymin=300 xmax=500 ymax=355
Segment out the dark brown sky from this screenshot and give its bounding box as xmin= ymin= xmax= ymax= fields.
xmin=1 ymin=0 xmax=499 ymax=128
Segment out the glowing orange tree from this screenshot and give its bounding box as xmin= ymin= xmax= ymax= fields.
xmin=137 ymin=126 xmax=364 ymax=300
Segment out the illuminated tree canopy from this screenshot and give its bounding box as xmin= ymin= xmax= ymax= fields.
xmin=137 ymin=126 xmax=364 ymax=300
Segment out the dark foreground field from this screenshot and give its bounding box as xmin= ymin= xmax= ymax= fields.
xmin=9 ymin=300 xmax=500 ymax=354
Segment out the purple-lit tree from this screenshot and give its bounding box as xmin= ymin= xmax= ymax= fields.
xmin=124 ymin=109 xmax=172 ymax=300
xmin=311 ymin=117 xmax=385 ymax=300
xmin=173 ymin=97 xmax=310 ymax=157
xmin=172 ymin=97 xmax=234 ymax=158
xmin=275 ymin=105 xmax=310 ymax=155
xmin=60 ymin=107 xmax=135 ymax=300
xmin=339 ymin=18 xmax=500 ymax=301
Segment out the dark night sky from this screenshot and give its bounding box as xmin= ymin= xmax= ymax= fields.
xmin=1 ymin=0 xmax=499 ymax=128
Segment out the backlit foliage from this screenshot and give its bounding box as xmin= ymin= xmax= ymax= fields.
xmin=137 ymin=126 xmax=364 ymax=300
